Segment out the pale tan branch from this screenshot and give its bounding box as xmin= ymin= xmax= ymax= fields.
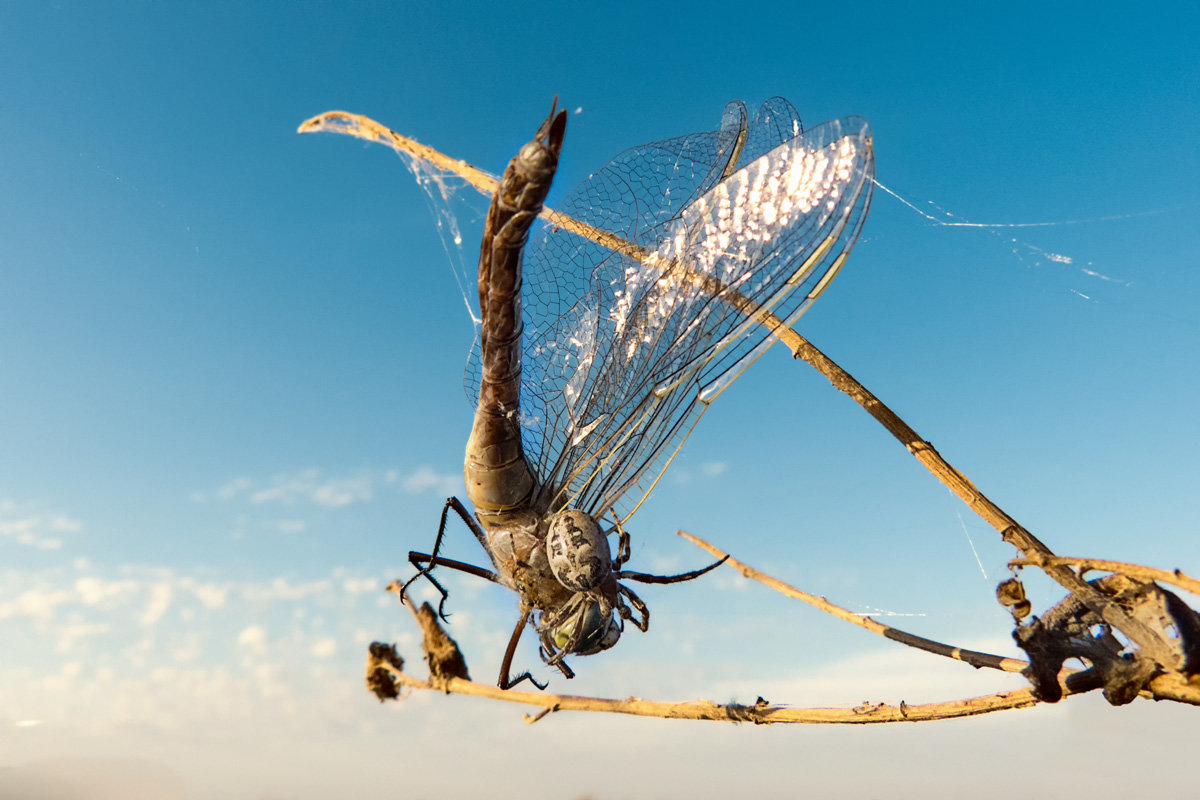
xmin=1008 ymin=556 xmax=1200 ymax=598
xmin=371 ymin=646 xmax=1062 ymax=724
xmin=1141 ymin=671 xmax=1200 ymax=706
xmin=298 ymin=111 xmax=502 ymax=197
xmin=298 ymin=111 xmax=806 ymax=358
xmin=678 ymin=530 xmax=1028 ymax=674
xmin=773 ymin=337 xmax=1173 ymax=659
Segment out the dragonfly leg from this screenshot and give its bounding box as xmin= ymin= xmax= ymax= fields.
xmin=615 ymin=555 xmax=728 ymax=584
xmin=543 ymin=620 xmax=581 ymax=669
xmin=402 ymin=496 xmax=492 ymax=620
xmin=402 ymin=551 xmax=451 ymax=614
xmin=535 ymin=640 xmax=576 ymax=680
xmin=408 ymin=552 xmax=504 ymax=584
xmin=610 ymin=513 xmax=632 ymax=569
xmin=498 ymin=605 xmax=548 ymax=690
xmin=616 ymin=583 xmax=650 ymax=632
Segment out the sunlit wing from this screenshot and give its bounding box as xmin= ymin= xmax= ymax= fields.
xmin=471 ymin=99 xmax=875 ymax=523
xmin=465 ymin=101 xmax=749 ymax=470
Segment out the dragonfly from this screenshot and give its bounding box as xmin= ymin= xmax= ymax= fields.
xmin=304 ymin=97 xmax=875 ymax=688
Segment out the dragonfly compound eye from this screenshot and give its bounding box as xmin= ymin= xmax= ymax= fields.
xmin=546 ymin=509 xmax=610 ymax=592
xmin=553 ymin=601 xmax=621 ymax=656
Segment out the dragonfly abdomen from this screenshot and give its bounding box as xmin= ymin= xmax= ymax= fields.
xmin=464 ymin=103 xmax=567 ymax=522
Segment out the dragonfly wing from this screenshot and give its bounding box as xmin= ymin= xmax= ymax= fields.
xmin=739 ymin=96 xmax=804 ymax=162
xmin=507 ymin=102 xmax=875 ymax=522
xmin=462 ymin=101 xmax=749 ymax=420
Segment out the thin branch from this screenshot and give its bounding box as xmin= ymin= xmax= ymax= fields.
xmin=678 ymin=531 xmax=1028 ymax=674
xmin=373 ymin=658 xmax=1052 ymax=723
xmin=680 ymin=534 xmax=1200 ymax=706
xmin=777 ymin=337 xmax=1175 ymax=662
xmin=1141 ymin=671 xmax=1200 ymax=706
xmin=1008 ymin=556 xmax=1200 ymax=598
xmin=298 ymin=111 xmax=831 ymax=379
xmin=298 ymin=111 xmax=502 ymax=197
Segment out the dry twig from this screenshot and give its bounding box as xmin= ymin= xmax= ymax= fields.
xmin=678 ymin=531 xmax=1028 ymax=673
xmin=1009 ymin=556 xmax=1200 ymax=598
xmin=365 ymin=602 xmax=1080 ymax=724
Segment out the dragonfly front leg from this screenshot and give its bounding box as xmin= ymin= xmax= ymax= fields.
xmin=497 ymin=605 xmax=549 ymax=690
xmin=402 ymin=496 xmax=493 ymax=620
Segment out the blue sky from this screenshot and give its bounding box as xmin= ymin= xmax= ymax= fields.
xmin=2 ymin=1 xmax=1198 ymax=797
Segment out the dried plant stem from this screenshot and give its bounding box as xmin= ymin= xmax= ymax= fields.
xmin=678 ymin=531 xmax=1028 ymax=673
xmin=1008 ymin=556 xmax=1200 ymax=598
xmin=678 ymin=535 xmax=1200 ymax=706
xmin=298 ymin=111 xmax=502 ymax=198
xmin=298 ymin=112 xmax=816 ymax=370
xmin=378 ymin=661 xmax=1053 ymax=723
xmin=378 ymin=594 xmax=1054 ymax=724
xmin=1140 ymin=672 xmax=1200 ymax=706
xmin=777 ymin=337 xmax=1171 ymax=659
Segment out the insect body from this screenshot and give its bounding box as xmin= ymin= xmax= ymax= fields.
xmin=409 ymin=97 xmax=876 ymax=687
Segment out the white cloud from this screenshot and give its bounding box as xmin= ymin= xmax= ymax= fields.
xmin=251 ymin=663 xmax=292 ymax=701
xmin=76 ymin=576 xmax=139 ymax=606
xmin=1 ymin=561 xmax=1197 ymax=800
xmin=189 ymin=582 xmax=228 ymax=609
xmin=275 ymin=519 xmax=307 ymax=534
xmin=731 ymin=637 xmax=1029 ymax=708
xmin=243 ymin=578 xmax=333 ymax=603
xmin=310 ymin=637 xmax=338 ymax=658
xmin=670 ymin=461 xmax=730 ymax=487
xmin=343 ymin=578 xmax=379 ymax=595
xmin=0 ymin=587 xmax=73 ymax=623
xmin=214 ymin=477 xmax=253 ymax=501
xmin=206 ymin=469 xmax=379 ymax=509
xmin=247 ymin=470 xmax=319 ymax=505
xmin=248 ymin=469 xmax=372 ymax=508
xmin=0 ymin=562 xmax=417 ymax=750
xmin=41 ymin=661 xmax=83 ymax=694
xmin=49 ymin=515 xmax=84 ymax=533
xmin=237 ymin=625 xmax=267 ymax=650
xmin=56 ymin=622 xmax=111 ymax=653
xmin=171 ymin=635 xmax=201 ymax=664
xmin=402 ymin=466 xmax=460 ymax=496
xmin=139 ymin=583 xmax=173 ymax=627
xmin=0 ymin=508 xmax=82 ymax=550
xmin=310 ymin=477 xmax=372 ymax=508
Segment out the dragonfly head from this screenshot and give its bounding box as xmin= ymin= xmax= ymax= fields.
xmin=541 ymin=509 xmax=623 ymax=658
xmin=548 ymin=598 xmax=621 ymax=657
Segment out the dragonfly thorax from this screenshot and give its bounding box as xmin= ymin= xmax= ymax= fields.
xmin=481 ymin=506 xmax=623 ymax=660
xmin=545 ymin=509 xmax=611 ymax=592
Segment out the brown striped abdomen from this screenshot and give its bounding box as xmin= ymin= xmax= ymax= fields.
xmin=464 ymin=104 xmax=567 ymax=522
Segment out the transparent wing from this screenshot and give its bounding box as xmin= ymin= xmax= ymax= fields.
xmin=465 ymin=100 xmax=750 ymax=398
xmin=473 ymin=99 xmax=875 ymax=522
